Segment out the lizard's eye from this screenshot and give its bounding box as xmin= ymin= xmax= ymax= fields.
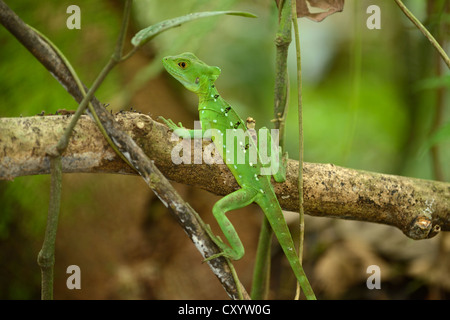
xmin=178 ymin=61 xmax=187 ymax=69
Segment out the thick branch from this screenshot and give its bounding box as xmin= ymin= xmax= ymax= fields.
xmin=1 ymin=114 xmax=448 ymax=239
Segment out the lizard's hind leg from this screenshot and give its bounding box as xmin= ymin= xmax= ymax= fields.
xmin=207 ymin=188 xmax=259 ymax=261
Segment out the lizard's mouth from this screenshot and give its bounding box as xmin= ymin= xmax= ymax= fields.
xmin=162 ymin=57 xmax=183 ymax=80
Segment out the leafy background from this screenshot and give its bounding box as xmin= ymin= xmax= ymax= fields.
xmin=0 ymin=0 xmax=448 ymax=299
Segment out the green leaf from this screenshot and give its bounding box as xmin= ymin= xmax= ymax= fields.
xmin=419 ymin=121 xmax=450 ymax=157
xmin=415 ymin=74 xmax=450 ymax=91
xmin=131 ymin=11 xmax=257 ymax=47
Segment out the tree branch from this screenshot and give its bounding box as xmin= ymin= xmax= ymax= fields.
xmin=0 ymin=1 xmax=249 ymax=299
xmin=1 ymin=113 xmax=448 ymax=240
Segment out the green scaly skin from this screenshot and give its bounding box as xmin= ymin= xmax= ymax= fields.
xmin=159 ymin=52 xmax=316 ymax=300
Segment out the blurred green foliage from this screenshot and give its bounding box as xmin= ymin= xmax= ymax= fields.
xmin=0 ymin=0 xmax=448 ymax=299
xmin=0 ymin=0 xmax=124 ymax=299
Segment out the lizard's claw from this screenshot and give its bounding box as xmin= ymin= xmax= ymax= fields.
xmin=158 ymin=116 xmax=192 ymax=139
xmin=201 ymin=232 xmax=239 ymax=262
xmin=203 ymin=247 xmax=237 ymax=262
xmin=158 ymin=116 xmax=184 ymax=131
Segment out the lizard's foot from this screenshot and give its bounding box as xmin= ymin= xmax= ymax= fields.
xmin=158 ymin=116 xmax=191 ymax=139
xmin=203 ymin=247 xmax=240 ymax=262
xmin=158 ymin=116 xmax=184 ymax=131
xmin=200 ymin=230 xmax=243 ymax=262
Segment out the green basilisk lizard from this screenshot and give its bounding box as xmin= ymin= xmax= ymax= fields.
xmin=159 ymin=52 xmax=316 ymax=300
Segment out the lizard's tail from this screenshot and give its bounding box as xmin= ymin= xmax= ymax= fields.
xmin=255 ymin=194 xmax=317 ymax=300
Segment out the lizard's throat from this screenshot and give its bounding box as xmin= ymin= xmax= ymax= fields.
xmin=198 ymin=84 xmax=221 ymax=105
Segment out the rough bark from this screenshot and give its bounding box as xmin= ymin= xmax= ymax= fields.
xmin=1 ymin=113 xmax=448 ymax=240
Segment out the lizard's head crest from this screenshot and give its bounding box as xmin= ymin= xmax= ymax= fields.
xmin=162 ymin=52 xmax=221 ymax=94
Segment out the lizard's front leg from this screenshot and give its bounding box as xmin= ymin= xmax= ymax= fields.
xmin=159 ymin=116 xmax=201 ymax=139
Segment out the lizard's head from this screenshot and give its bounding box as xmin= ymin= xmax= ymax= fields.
xmin=162 ymin=52 xmax=221 ymax=94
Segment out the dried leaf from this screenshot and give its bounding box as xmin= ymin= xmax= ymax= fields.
xmin=275 ymin=0 xmax=344 ymax=22
xmin=315 ymin=240 xmax=390 ymax=298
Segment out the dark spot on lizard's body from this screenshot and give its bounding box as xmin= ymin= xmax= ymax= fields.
xmin=214 ymin=94 xmax=220 ymax=99
xmin=233 ymin=121 xmax=241 ymax=129
xmin=224 ymin=107 xmax=231 ymax=113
